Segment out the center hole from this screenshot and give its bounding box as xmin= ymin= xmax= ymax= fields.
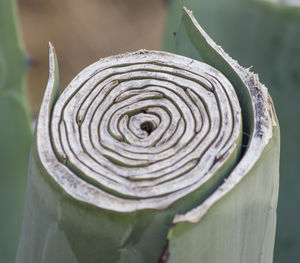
xmin=140 ymin=121 xmax=155 ymax=135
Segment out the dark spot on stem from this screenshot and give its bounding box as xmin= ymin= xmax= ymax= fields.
xmin=141 ymin=121 xmax=155 ymax=135
xmin=157 ymin=241 xmax=169 ymax=263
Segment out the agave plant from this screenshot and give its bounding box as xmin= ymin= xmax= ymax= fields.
xmin=0 ymin=0 xmax=32 ymax=262
xmin=15 ymin=7 xmax=279 ymax=263
xmin=164 ymin=1 xmax=299 ymax=262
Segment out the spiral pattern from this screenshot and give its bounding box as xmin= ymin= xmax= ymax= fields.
xmin=46 ymin=50 xmax=242 ymax=209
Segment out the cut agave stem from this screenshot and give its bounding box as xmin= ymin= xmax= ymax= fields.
xmin=16 ymin=7 xmax=279 ymax=263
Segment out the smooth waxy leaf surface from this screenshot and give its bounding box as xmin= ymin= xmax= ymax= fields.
xmin=164 ymin=2 xmax=298 ymax=261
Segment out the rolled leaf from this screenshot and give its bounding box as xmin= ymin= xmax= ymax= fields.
xmin=164 ymin=1 xmax=299 ymax=261
xmin=0 ymin=0 xmax=32 ymax=262
xmin=17 ymin=8 xmax=279 ymax=263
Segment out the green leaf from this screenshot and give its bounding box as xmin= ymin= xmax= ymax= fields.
xmin=164 ymin=1 xmax=299 ymax=262
xmin=165 ymin=7 xmax=279 ymax=263
xmin=0 ymin=0 xmax=32 ymax=262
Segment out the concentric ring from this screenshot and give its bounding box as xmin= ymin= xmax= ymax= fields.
xmin=48 ymin=50 xmax=242 ymax=206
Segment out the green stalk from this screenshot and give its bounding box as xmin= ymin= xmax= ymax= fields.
xmin=164 ymin=2 xmax=299 ymax=261
xmin=0 ymin=0 xmax=32 ymax=262
xmin=17 ymin=8 xmax=279 ymax=263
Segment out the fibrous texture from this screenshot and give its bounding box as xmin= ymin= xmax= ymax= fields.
xmin=17 ymin=8 xmax=279 ymax=263
xmin=47 ymin=48 xmax=242 ymax=211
